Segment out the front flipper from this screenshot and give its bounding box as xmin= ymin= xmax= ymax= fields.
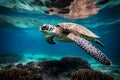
xmin=45 ymin=35 xmax=56 ymax=44
xmin=67 ymin=33 xmax=111 ymax=65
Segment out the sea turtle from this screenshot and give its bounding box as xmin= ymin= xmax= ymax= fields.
xmin=40 ymin=22 xmax=112 ymax=65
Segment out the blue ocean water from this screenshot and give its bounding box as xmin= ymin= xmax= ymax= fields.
xmin=0 ymin=0 xmax=120 ymax=70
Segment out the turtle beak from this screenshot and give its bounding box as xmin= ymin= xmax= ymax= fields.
xmin=40 ymin=27 xmax=42 ymax=31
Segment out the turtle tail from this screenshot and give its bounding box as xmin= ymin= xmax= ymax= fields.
xmin=67 ymin=33 xmax=112 ymax=65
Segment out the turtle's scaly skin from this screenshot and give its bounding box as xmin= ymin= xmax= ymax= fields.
xmin=58 ymin=22 xmax=99 ymax=39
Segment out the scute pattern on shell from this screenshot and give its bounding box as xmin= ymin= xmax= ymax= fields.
xmin=58 ymin=22 xmax=99 ymax=38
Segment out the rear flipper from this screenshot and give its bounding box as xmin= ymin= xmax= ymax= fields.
xmin=94 ymin=39 xmax=106 ymax=48
xmin=67 ymin=33 xmax=112 ymax=65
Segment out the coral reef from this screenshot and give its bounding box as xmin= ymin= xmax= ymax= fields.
xmin=39 ymin=56 xmax=91 ymax=76
xmin=1 ymin=56 xmax=91 ymax=80
xmin=0 ymin=68 xmax=30 ymax=80
xmin=25 ymin=56 xmax=91 ymax=80
xmin=0 ymin=56 xmax=114 ymax=80
xmin=71 ymin=69 xmax=114 ymax=80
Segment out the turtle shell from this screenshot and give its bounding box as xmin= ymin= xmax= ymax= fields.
xmin=58 ymin=22 xmax=99 ymax=38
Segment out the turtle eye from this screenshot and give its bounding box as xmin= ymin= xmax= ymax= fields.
xmin=49 ymin=27 xmax=54 ymax=31
xmin=42 ymin=25 xmax=49 ymax=30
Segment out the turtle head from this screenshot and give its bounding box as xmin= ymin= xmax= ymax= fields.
xmin=40 ymin=24 xmax=55 ymax=35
